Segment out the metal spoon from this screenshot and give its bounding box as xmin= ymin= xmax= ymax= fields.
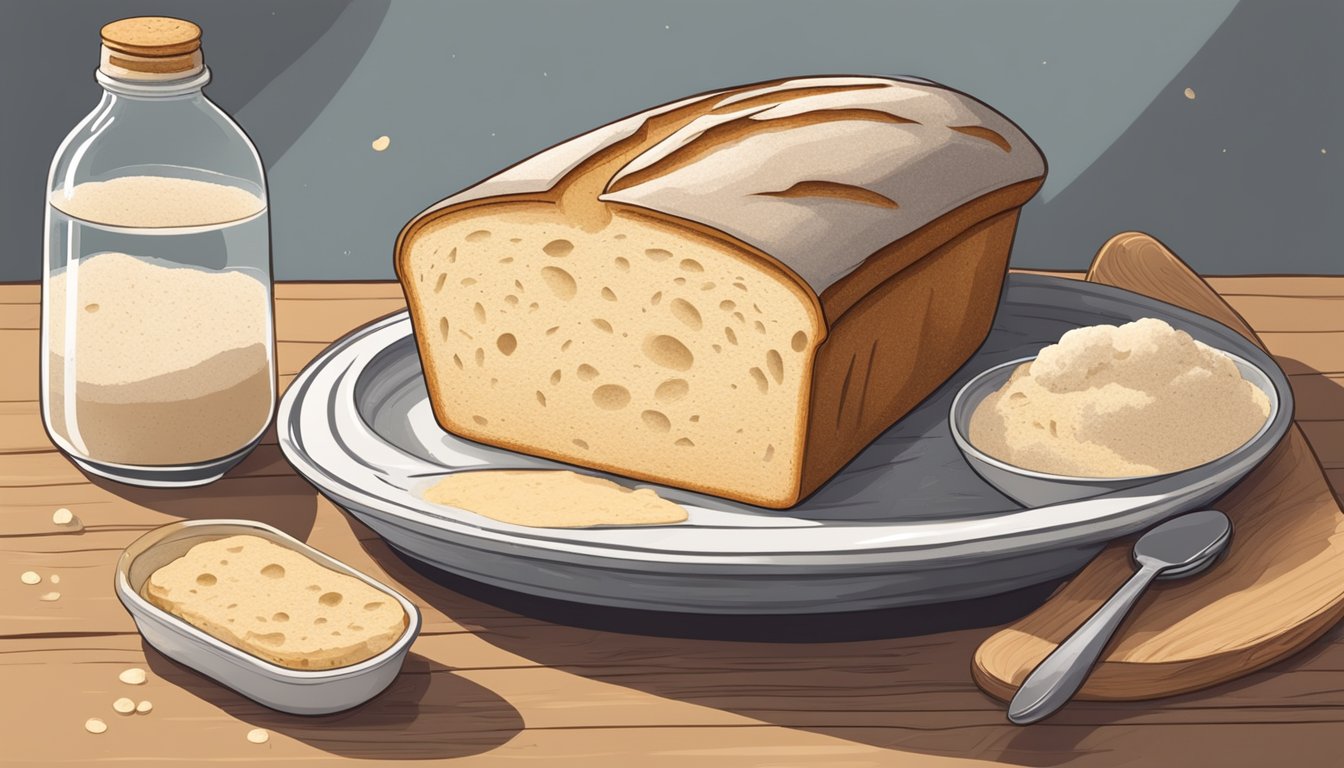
xmin=1007 ymin=509 xmax=1232 ymax=725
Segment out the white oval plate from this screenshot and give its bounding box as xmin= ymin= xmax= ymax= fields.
xmin=277 ymin=275 xmax=1291 ymax=613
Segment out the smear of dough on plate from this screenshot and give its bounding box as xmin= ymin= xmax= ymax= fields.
xmin=423 ymin=470 xmax=688 ymax=528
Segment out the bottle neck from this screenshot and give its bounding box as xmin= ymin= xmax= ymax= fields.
xmin=96 ymin=67 xmax=211 ymax=99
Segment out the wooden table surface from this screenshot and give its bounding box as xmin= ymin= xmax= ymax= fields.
xmin=3 ymin=277 xmax=1342 ymax=767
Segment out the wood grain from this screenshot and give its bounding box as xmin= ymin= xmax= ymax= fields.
xmin=974 ymin=232 xmax=1344 ymax=702
xmin=4 ymin=277 xmax=1344 ymax=766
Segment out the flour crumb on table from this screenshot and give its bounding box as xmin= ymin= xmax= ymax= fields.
xmin=119 ymin=667 xmax=147 ymax=685
xmin=52 ymin=507 xmax=82 ymax=528
xmin=84 ymin=718 xmax=107 ymax=734
xmin=112 ymin=697 xmax=136 ymax=715
xmin=246 ymin=728 xmax=270 ymax=744
xmin=39 ymin=591 xmax=60 ymax=601
xmin=371 ymin=135 xmax=390 ymax=152
xmin=20 ymin=571 xmax=40 ymax=585
xmin=136 ymin=700 xmax=153 ymax=714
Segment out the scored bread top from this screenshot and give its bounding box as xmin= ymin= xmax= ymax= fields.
xmin=406 ymin=75 xmax=1044 ymax=295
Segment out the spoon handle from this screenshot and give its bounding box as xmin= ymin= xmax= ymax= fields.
xmin=1008 ymin=563 xmax=1162 ymax=724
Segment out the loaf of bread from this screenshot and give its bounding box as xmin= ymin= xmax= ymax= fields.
xmin=145 ymin=535 xmax=407 ymax=669
xmin=396 ymin=76 xmax=1045 ymax=508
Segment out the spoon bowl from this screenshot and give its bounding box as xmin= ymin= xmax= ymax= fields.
xmin=1138 ymin=509 xmax=1233 ymax=579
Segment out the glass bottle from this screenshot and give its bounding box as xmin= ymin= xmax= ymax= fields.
xmin=42 ymin=17 xmax=275 ymax=487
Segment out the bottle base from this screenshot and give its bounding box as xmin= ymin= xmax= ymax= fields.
xmin=65 ymin=439 xmax=261 ymax=488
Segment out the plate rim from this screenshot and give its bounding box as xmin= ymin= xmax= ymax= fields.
xmin=276 ymin=274 xmax=1293 ymax=570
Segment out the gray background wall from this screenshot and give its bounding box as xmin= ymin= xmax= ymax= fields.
xmin=2 ymin=0 xmax=1339 ymax=280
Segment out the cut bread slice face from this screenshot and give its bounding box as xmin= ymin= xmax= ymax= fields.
xmin=401 ymin=203 xmax=824 ymax=507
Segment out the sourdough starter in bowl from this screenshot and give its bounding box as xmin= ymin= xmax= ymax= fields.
xmin=968 ymin=318 xmax=1271 ymax=478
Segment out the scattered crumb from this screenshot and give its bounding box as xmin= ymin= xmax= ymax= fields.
xmin=371 ymin=135 xmax=390 ymax=152
xmin=119 ymin=668 xmax=147 ymax=685
xmin=136 ymin=700 xmax=153 ymax=714
xmin=50 ymin=574 xmax=60 ymax=584
xmin=247 ymin=728 xmax=270 ymax=744
xmin=1323 ymin=149 xmax=1329 ymax=155
xmin=85 ymin=718 xmax=107 ymax=734
xmin=40 ymin=592 xmax=60 ymax=602
xmin=1184 ymin=87 xmax=1196 ymax=100
xmin=113 ymin=697 xmax=136 ymax=715
xmin=51 ymin=508 xmax=82 ymax=529
xmin=20 ymin=571 xmax=40 ymax=585
xmin=1042 ymin=60 xmax=1048 ymax=65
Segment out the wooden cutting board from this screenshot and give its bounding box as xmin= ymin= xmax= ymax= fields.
xmin=973 ymin=232 xmax=1344 ymax=702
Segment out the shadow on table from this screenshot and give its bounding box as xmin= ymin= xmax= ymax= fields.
xmin=387 ymin=549 xmax=1077 ymax=760
xmin=400 ymin=553 xmax=1063 ymax=643
xmin=86 ymin=451 xmax=321 ymax=542
xmin=329 ymin=356 xmax=1344 ymax=766
xmin=380 ymin=547 xmax=1344 ymax=767
xmin=141 ymin=639 xmax=524 ymax=760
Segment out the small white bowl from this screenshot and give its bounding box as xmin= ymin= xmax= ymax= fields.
xmin=115 ymin=519 xmax=421 ymax=715
xmin=949 ymin=353 xmax=1279 ymax=507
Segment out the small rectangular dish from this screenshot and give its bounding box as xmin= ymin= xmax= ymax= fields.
xmin=115 ymin=519 xmax=421 ymax=715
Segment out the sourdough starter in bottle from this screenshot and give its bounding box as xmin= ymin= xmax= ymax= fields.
xmin=42 ymin=17 xmax=275 ymax=486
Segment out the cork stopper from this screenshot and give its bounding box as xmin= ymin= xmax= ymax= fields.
xmin=99 ymin=17 xmax=204 ymax=81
